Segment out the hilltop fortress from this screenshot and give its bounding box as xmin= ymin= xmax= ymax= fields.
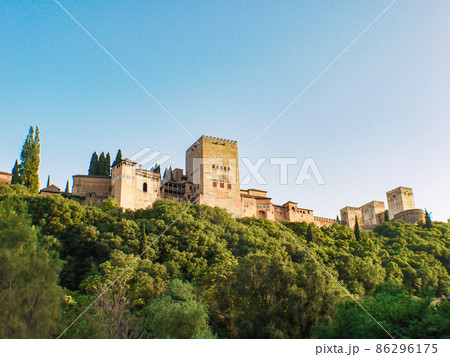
xmin=69 ymin=135 xmax=424 ymax=228
xmin=72 ymin=136 xmax=336 ymax=227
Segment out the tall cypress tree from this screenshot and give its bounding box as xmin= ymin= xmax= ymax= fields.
xmin=11 ymin=160 xmax=21 ymax=185
xmin=354 ymin=216 xmax=361 ymax=241
xmin=19 ymin=126 xmax=40 ymax=193
xmin=306 ymin=224 xmax=314 ymax=243
xmin=384 ymin=210 xmax=389 ymax=222
xmin=98 ymin=152 xmax=107 ymax=176
xmin=46 ymin=175 xmax=50 ymax=187
xmin=88 ymin=152 xmax=99 ymax=175
xmin=113 ymin=149 xmax=122 ymax=166
xmin=105 ymin=153 xmax=111 ymax=176
xmin=65 ymin=180 xmax=70 ymax=193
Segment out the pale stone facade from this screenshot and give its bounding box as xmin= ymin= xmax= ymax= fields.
xmin=341 ymin=186 xmax=423 ymax=229
xmin=386 ymin=187 xmax=415 ymax=220
xmin=340 ymin=206 xmax=364 ymax=229
xmin=0 ymin=172 xmax=12 ymax=185
xmin=72 ymin=135 xmax=337 ymax=225
xmin=111 ymin=159 xmax=161 ymax=210
xmin=72 ymin=175 xmax=111 ymax=205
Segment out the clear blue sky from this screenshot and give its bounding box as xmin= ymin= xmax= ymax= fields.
xmin=1 ymin=0 xmax=449 ymax=221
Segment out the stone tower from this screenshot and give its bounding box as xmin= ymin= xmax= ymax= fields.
xmin=386 ymin=186 xmax=415 ymax=220
xmin=186 ymin=135 xmax=241 ymax=217
xmin=111 ymin=159 xmax=161 ymax=210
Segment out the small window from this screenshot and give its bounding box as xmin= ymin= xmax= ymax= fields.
xmin=143 ymin=183 xmax=148 ymax=192
xmin=213 ymin=182 xmax=217 ymax=187
xmin=227 ymin=184 xmax=232 ymax=189
xmin=220 ymin=182 xmax=224 ymax=188
xmin=212 ymin=164 xmax=215 ymax=169
xmin=228 ymin=167 xmax=230 ymax=170
xmin=244 ymin=202 xmax=248 ymax=208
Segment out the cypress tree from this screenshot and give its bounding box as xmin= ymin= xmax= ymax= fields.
xmin=11 ymin=160 xmax=21 ymax=185
xmin=306 ymin=224 xmax=314 ymax=243
xmin=88 ymin=152 xmax=99 ymax=175
xmin=105 ymin=153 xmax=111 ymax=176
xmin=354 ymin=216 xmax=361 ymax=241
xmin=336 ymin=215 xmax=340 ymax=224
xmin=46 ymin=175 xmax=50 ymax=187
xmin=113 ymin=149 xmax=122 ymax=166
xmin=19 ymin=126 xmax=40 ymax=193
xmin=384 ymin=210 xmax=389 ymax=222
xmin=424 ymin=209 xmax=432 ymax=229
xmin=65 ymin=180 xmax=70 ymax=193
xmin=98 ymin=152 xmax=107 ymax=176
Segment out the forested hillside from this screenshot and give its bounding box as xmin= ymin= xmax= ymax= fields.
xmin=0 ymin=183 xmax=449 ymax=338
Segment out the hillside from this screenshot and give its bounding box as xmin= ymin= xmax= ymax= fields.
xmin=0 ymin=183 xmax=449 ymax=338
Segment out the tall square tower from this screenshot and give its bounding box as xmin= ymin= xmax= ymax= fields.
xmin=386 ymin=186 xmax=415 ymax=220
xmin=186 ymin=136 xmax=241 ymax=217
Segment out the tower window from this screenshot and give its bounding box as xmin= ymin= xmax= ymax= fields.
xmin=212 ymin=164 xmax=215 ymax=168
xmin=143 ymin=183 xmax=148 ymax=192
xmin=213 ymin=182 xmax=217 ymax=187
xmin=220 ymin=183 xmax=224 ymax=188
xmin=228 ymin=184 xmax=232 ymax=189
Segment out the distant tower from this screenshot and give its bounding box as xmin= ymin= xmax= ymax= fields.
xmin=185 ymin=136 xmax=241 ymax=217
xmin=386 ymin=186 xmax=415 ymax=220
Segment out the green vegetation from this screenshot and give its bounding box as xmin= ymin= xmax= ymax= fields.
xmin=14 ymin=126 xmax=40 ymax=193
xmin=88 ymin=151 xmax=112 ymax=176
xmin=0 ymin=183 xmax=449 ymax=338
xmin=88 ymin=152 xmax=99 ymax=176
xmin=11 ymin=160 xmax=20 ymax=185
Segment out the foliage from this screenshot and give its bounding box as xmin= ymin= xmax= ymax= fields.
xmin=143 ymin=279 xmax=214 ymax=338
xmin=18 ymin=126 xmax=40 ymax=193
xmin=113 ymin=149 xmax=122 ymax=166
xmin=0 ymin=197 xmax=64 ymax=338
xmin=11 ymin=160 xmax=21 ymax=185
xmin=0 ymin=185 xmax=449 ymax=338
xmin=425 ymin=209 xmax=433 ymax=229
xmin=88 ymin=152 xmax=99 ymax=176
xmin=313 ymin=281 xmax=450 ymax=338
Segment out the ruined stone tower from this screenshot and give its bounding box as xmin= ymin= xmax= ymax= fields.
xmin=185 ymin=135 xmax=241 ymax=217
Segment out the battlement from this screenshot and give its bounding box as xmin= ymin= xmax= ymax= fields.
xmin=386 ymin=186 xmax=412 ymax=194
xmin=187 ymin=135 xmax=238 ymax=151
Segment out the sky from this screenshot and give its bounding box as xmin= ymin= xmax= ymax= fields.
xmin=1 ymin=0 xmax=449 ymax=221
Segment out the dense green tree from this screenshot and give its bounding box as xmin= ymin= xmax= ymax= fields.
xmin=354 ymin=216 xmax=361 ymax=241
xmin=98 ymin=152 xmax=107 ymax=176
xmin=230 ymin=252 xmax=342 ymax=338
xmin=18 ymin=126 xmax=40 ymax=193
xmin=143 ymin=280 xmax=214 ymax=338
xmin=105 ymin=153 xmax=111 ymax=176
xmin=113 ymin=149 xmax=122 ymax=166
xmin=11 ymin=160 xmax=20 ymax=185
xmin=314 ymin=281 xmax=450 ymax=338
xmin=424 ymin=209 xmax=432 ymax=229
xmin=306 ymin=223 xmax=314 ymax=242
xmin=1 ymin=184 xmax=449 ymax=339
xmin=0 ymin=198 xmax=64 ymax=338
xmin=88 ymin=152 xmax=99 ymax=175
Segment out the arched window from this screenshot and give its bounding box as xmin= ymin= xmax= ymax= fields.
xmin=143 ymin=182 xmax=148 ymax=192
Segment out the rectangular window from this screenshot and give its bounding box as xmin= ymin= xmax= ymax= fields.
xmin=244 ymin=202 xmax=248 ymax=208
xmin=220 ymin=183 xmax=224 ymax=188
xmin=213 ymin=182 xmax=217 ymax=187
xmin=227 ymin=184 xmax=232 ymax=189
